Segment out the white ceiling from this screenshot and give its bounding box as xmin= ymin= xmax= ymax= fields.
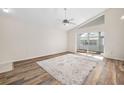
xmin=0 ymin=8 xmax=106 ymax=31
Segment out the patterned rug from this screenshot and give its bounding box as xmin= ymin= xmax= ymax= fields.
xmin=37 ymin=54 xmax=101 ymax=85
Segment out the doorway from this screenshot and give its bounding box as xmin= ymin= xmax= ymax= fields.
xmin=77 ymin=32 xmax=104 ymax=54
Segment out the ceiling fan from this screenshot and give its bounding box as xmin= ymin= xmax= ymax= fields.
xmin=62 ymin=8 xmax=76 ymax=26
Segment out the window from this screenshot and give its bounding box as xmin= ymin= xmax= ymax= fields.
xmin=79 ymin=32 xmax=104 ymax=53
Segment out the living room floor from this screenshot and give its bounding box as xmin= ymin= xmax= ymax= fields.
xmin=0 ymin=52 xmax=124 ymax=85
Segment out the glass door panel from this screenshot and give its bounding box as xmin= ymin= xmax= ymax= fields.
xmin=79 ymin=32 xmax=104 ymax=53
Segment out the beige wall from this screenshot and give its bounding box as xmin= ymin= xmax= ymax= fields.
xmin=104 ymin=9 xmax=124 ymax=60
xmin=0 ymin=16 xmax=67 ymax=72
xmin=67 ymin=30 xmax=77 ymax=52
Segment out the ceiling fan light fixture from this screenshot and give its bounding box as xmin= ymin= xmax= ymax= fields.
xmin=62 ymin=8 xmax=76 ymax=26
xmin=64 ymin=23 xmax=69 ymax=26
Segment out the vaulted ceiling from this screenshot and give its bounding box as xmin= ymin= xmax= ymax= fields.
xmin=0 ymin=8 xmax=106 ymax=31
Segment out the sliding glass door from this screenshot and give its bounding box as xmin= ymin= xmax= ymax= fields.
xmin=79 ymin=32 xmax=104 ymax=53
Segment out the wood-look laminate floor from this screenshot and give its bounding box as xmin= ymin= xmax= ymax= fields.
xmin=0 ymin=52 xmax=124 ymax=85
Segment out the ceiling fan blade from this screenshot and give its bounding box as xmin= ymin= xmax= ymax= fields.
xmin=69 ymin=22 xmax=76 ymax=25
xmin=68 ymin=18 xmax=74 ymax=21
xmin=56 ymin=19 xmax=62 ymax=24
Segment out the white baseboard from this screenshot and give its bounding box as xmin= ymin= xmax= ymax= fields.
xmin=102 ymin=54 xmax=124 ymax=61
xmin=0 ymin=63 xmax=13 ymax=73
xmin=0 ymin=51 xmax=68 ymax=73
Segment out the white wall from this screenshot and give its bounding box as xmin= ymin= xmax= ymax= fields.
xmin=0 ymin=16 xmax=67 ymax=72
xmin=104 ymin=9 xmax=124 ymax=60
xmin=67 ymin=30 xmax=77 ymax=52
